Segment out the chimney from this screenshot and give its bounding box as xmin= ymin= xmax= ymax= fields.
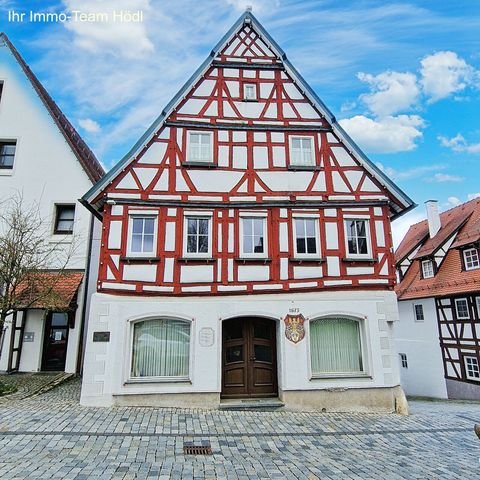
xmin=425 ymin=200 xmax=441 ymax=238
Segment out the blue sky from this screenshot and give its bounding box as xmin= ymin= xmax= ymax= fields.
xmin=1 ymin=0 xmax=480 ymax=243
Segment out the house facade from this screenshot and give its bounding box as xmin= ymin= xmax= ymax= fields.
xmin=81 ymin=12 xmax=414 ymax=411
xmin=0 ymin=34 xmax=104 ymax=374
xmin=395 ymin=199 xmax=480 ymax=400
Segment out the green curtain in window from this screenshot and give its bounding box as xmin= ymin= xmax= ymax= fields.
xmin=310 ymin=317 xmax=363 ymax=374
xmin=131 ymin=319 xmax=190 ymax=377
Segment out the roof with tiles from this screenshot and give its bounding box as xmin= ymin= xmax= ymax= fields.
xmin=395 ymin=197 xmax=480 ymax=300
xmin=0 ymin=33 xmax=104 ymax=183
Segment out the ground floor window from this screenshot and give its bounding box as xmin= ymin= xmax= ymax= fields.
xmin=131 ymin=319 xmax=190 ymax=379
xmin=310 ymin=317 xmax=363 ymax=376
xmin=464 ymin=356 xmax=480 ymax=381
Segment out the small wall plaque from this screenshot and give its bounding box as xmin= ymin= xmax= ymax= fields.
xmin=199 ymin=327 xmax=215 ymax=347
xmin=93 ymin=331 xmax=110 ymax=342
xmin=23 ymin=332 xmax=34 ymax=342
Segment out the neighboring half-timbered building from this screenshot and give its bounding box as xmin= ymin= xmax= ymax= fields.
xmin=81 ymin=11 xmax=414 ymax=411
xmin=395 ymin=199 xmax=480 ymax=400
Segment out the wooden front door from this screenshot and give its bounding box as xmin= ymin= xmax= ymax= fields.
xmin=222 ymin=317 xmax=278 ymax=398
xmin=41 ymin=312 xmax=69 ymax=371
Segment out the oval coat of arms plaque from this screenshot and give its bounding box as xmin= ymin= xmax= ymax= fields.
xmin=284 ymin=314 xmax=305 ymax=344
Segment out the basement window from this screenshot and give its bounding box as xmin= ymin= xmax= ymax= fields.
xmin=421 ymin=260 xmax=434 ymax=279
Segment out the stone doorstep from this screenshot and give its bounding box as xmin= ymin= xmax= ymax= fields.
xmin=219 ymin=398 xmax=285 ymax=411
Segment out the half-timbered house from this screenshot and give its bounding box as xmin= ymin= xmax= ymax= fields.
xmin=81 ymin=11 xmax=414 ymax=410
xmin=395 ymin=199 xmax=480 ymax=400
xmin=0 ymin=34 xmax=104 ymax=374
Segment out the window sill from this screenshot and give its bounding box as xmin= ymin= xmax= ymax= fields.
xmin=287 ymin=165 xmax=321 ymax=171
xmin=310 ymin=373 xmax=371 ymax=380
xmin=182 ymin=161 xmax=217 ymax=168
xmin=125 ymin=377 xmax=191 ymax=385
xmin=0 ymin=169 xmax=14 ymax=176
xmin=49 ymin=235 xmax=73 ymax=244
xmin=342 ymin=257 xmax=377 ymax=263
xmin=177 ymin=257 xmax=215 ymax=263
xmin=234 ymin=257 xmax=272 ymax=264
xmin=120 ymin=256 xmax=161 ymax=264
xmin=289 ymin=257 xmax=325 ymax=264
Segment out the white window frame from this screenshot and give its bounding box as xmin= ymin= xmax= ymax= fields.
xmin=186 ymin=131 xmax=214 ymax=164
xmin=344 ymin=218 xmax=372 ymax=258
xmin=289 ymin=135 xmax=314 ymax=166
xmin=399 ymin=353 xmax=408 ymax=369
xmin=239 ymin=214 xmax=268 ymax=258
xmin=243 ymin=83 xmax=257 ymax=100
xmin=126 ymin=213 xmax=158 ymax=257
xmin=421 ymin=259 xmax=434 ymax=279
xmin=464 ymin=356 xmax=480 ymax=381
xmin=464 ymin=247 xmax=480 ymax=271
xmin=476 ymin=297 xmax=480 ymax=317
xmin=455 ymin=298 xmax=470 ymax=320
xmin=293 ymin=216 xmax=320 ymax=258
xmin=413 ymin=303 xmax=425 ymax=322
xmin=183 ymin=213 xmax=213 ymax=258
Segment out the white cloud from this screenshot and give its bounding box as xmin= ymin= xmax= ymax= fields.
xmin=357 ymin=71 xmax=420 ymax=117
xmin=447 ymin=196 xmax=461 ymax=207
xmin=420 ymin=51 xmax=476 ymax=102
xmin=339 ymin=115 xmax=424 ymax=153
xmin=376 ymin=163 xmax=445 ymax=181
xmin=225 ymin=0 xmax=279 ymax=13
xmin=438 ymin=133 xmax=480 ymax=154
xmin=428 ymin=173 xmax=463 ymax=183
xmin=78 ymin=118 xmax=101 ymax=134
xmin=62 ymin=0 xmax=154 ymax=59
xmin=468 ymin=192 xmax=480 ymax=200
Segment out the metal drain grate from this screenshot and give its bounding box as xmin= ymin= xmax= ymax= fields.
xmin=183 ymin=442 xmax=212 ymax=455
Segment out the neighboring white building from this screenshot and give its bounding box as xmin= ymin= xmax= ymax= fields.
xmin=395 ymin=199 xmax=480 ymax=400
xmin=80 ymin=12 xmax=414 ymax=411
xmin=0 ymin=34 xmax=104 ymax=374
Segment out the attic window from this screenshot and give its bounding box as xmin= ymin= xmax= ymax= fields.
xmin=421 ymin=259 xmax=434 ymax=279
xmin=464 ymin=248 xmax=480 ymax=271
xmin=0 ymin=141 xmax=16 ymax=169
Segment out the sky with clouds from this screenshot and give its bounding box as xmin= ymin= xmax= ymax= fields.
xmin=1 ymin=0 xmax=480 ymax=245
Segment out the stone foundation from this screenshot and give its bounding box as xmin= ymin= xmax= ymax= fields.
xmin=112 ymin=392 xmax=220 ymax=408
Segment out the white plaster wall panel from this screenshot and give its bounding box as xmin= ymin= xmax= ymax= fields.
xmin=176 ymin=172 xmax=190 ymax=192
xmin=345 ymin=171 xmax=363 ymax=191
xmin=111 ymin=206 xmax=124 ymax=216
xmin=123 ymin=264 xmax=157 ymax=283
xmin=279 ymin=209 xmax=288 ymax=218
xmin=194 ymin=79 xmax=216 ymax=97
xmin=253 ymin=146 xmax=269 ymax=169
xmin=237 ymin=180 xmax=248 ymax=192
xmin=323 ymin=280 xmax=351 ymax=286
xmin=117 ymin=172 xmax=138 ymax=190
xmin=271 ymin=132 xmax=284 ymax=143
xmin=272 ymin=146 xmax=286 ymax=167
xmin=152 ymin=170 xmax=169 ymax=191
xmin=165 ymin=222 xmax=176 ymax=251
xmin=325 ymin=223 xmax=339 ymax=250
xmin=294 ymin=266 xmax=322 ymax=279
xmin=217 ymin=259 xmax=222 ymax=282
xmin=346 ymin=266 xmax=374 ymax=275
xmin=237 ymin=265 xmax=270 ymax=282
xmin=331 ymin=147 xmax=357 ymax=166
xmin=218 ymin=146 xmax=229 ymax=167
xmin=324 ymin=209 xmax=337 ymax=217
xmin=280 ymin=258 xmax=289 ymax=279
xmin=260 ymin=83 xmax=274 ymax=99
xmin=224 ymin=68 xmax=239 ymax=77
xmin=257 ymin=172 xmax=313 ymax=191
xmin=158 ymin=127 xmax=170 ymax=140
xmin=375 ymin=221 xmax=386 ymax=247
xmin=233 ymin=131 xmax=246 ymax=142
xmin=188 ymin=171 xmax=244 ymax=192
xmin=332 ymin=172 xmax=351 ymax=192
xmin=164 ymin=258 xmax=174 ymax=283
xmin=242 ymin=102 xmax=264 ymax=118
xmin=218 ymin=130 xmax=229 ymax=142
xmin=361 ymin=177 xmax=381 ymax=192
xmin=295 ymin=103 xmax=320 ymax=119
xmin=259 ymin=70 xmax=275 ymax=79
xmin=279 ymin=223 xmax=289 ymax=252
xmin=244 ymin=70 xmax=256 ymax=78
xmin=254 ymin=132 xmax=266 ymax=142
xmin=217 ymin=224 xmax=223 ymax=252
xmin=374 ymin=207 xmax=383 ymax=216
xmin=108 ymin=221 xmax=123 ymax=250
xmin=210 ymin=68 xmax=218 ymax=77
xmin=283 ymin=103 xmax=296 ymax=118
xmin=111 ymin=255 xmax=120 ymax=269
xmin=326 ymin=256 xmax=340 ymax=276
xmin=133 ymin=168 xmax=157 ymax=190
xmin=228 ymin=224 xmax=234 ymax=253
xmin=379 ymin=260 xmax=389 ymax=277
xmin=138 ymin=142 xmax=168 ymax=164
xmin=204 ymin=103 xmax=218 ymax=116
xmin=264 ymin=104 xmax=277 ymax=118
xmin=178 ymin=99 xmax=207 ymax=115
xmin=167 ymin=208 xmax=176 ymax=217
xmin=463 ymin=324 xmax=473 ymax=339
xmin=177 ymin=129 xmax=183 ymax=150
xmin=254 ymin=181 xmax=265 ymax=192
xmin=226 ymin=80 xmax=240 ymax=99
xmin=228 ymin=259 xmax=234 ymax=281
xmin=233 ymin=146 xmax=248 ymax=169
xmin=181 ymin=265 xmax=214 ymax=283
xmin=312 ymin=172 xmax=326 ymax=191
xmin=327 ymin=133 xmax=337 ymax=142
xmin=283 ymin=83 xmax=303 ymax=100
xmin=223 ymin=102 xmax=237 ymax=117
xmin=107 ymin=267 xmax=115 ymax=280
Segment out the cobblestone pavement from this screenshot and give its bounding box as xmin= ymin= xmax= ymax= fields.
xmin=0 ymin=379 xmax=479 ymax=479
xmin=0 ymin=372 xmax=72 ymax=401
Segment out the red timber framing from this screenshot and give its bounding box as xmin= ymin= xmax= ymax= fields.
xmin=436 ymin=294 xmax=480 ymax=385
xmin=84 ymin=12 xmax=414 ymax=297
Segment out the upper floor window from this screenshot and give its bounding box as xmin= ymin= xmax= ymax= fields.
xmin=464 ymin=356 xmax=480 ymax=381
xmin=464 ymin=248 xmax=480 ymax=271
xmin=290 ymin=136 xmax=314 ymax=166
xmin=0 ymin=81 xmax=4 ymax=102
xmin=294 ymin=217 xmax=319 ymax=257
xmin=187 ymin=132 xmax=213 ymax=163
xmin=240 ymin=216 xmax=267 ymax=258
xmin=345 ymin=219 xmax=370 ymax=257
xmin=127 ymin=215 xmax=157 ymax=256
xmin=184 ymin=215 xmax=211 ymax=257
xmin=455 ymin=298 xmax=469 ymax=319
xmin=310 ymin=317 xmax=364 ymax=376
xmin=0 ymin=141 xmax=16 ymax=169
xmin=54 ymin=204 xmax=75 ymax=234
xmin=399 ymin=353 xmax=408 ymax=369
xmin=421 ymin=259 xmax=434 ymax=279
xmin=413 ymin=304 xmax=424 ymax=322
xmin=476 ymin=297 xmax=480 ymax=317
xmin=243 ymin=83 xmax=257 ymax=101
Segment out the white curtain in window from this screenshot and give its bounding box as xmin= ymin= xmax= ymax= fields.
xmin=310 ymin=317 xmax=362 ymax=374
xmin=131 ymin=319 xmax=190 ymax=377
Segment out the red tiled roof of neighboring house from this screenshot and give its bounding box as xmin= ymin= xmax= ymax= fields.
xmin=395 ymin=197 xmax=480 ymax=300
xmin=0 ymin=33 xmax=104 ymax=183
xmin=16 ymin=271 xmax=84 ymax=310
